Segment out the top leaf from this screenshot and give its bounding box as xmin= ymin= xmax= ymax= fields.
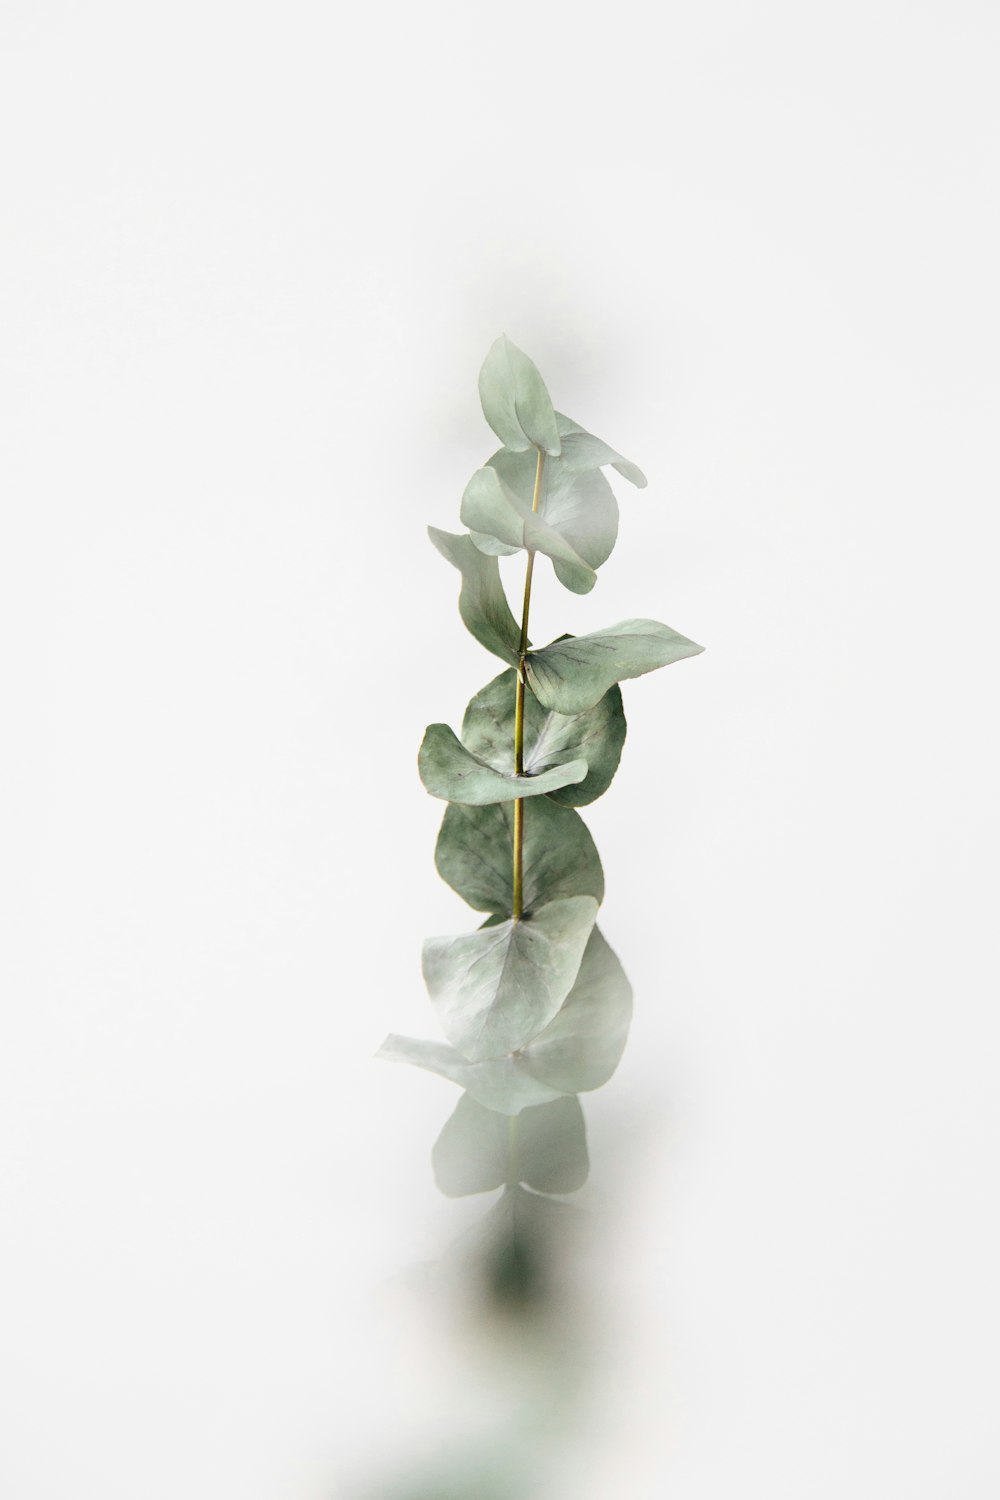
xmin=478 ymin=336 xmax=562 ymax=457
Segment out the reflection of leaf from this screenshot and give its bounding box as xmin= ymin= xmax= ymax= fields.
xmin=460 ymin=664 xmax=626 ymax=808
xmin=378 ymin=924 xmax=632 ymax=1113
xmin=422 ymin=896 xmax=598 ymax=1060
xmin=435 ymin=797 xmax=604 ymax=916
xmin=513 ymin=1094 xmax=589 ymax=1194
xmin=432 ymin=1092 xmax=509 ymax=1195
xmin=377 ymin=1034 xmax=564 ymax=1114
xmin=432 ymin=1093 xmax=588 ymax=1196
xmin=460 ymin=467 xmax=597 ymax=595
xmin=525 ymin=619 xmax=704 ymax=714
xmin=489 ymin=446 xmax=619 ymax=582
xmin=478 ymin=335 xmax=562 ymax=456
xmin=427 ymin=527 xmax=521 ymax=665
xmin=418 ymin=722 xmax=587 ymax=805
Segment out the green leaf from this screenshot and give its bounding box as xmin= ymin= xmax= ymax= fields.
xmin=525 ymin=619 xmax=704 ymax=714
xmin=435 ymin=797 xmax=604 ymax=916
xmin=376 ymin=923 xmax=632 ymax=1112
xmin=427 ymin=527 xmax=521 ymax=666
xmin=460 ymin=467 xmax=597 ymax=595
xmin=478 ymin=335 xmax=562 ymax=457
xmin=432 ymin=1093 xmax=588 ymax=1196
xmin=417 ymin=722 xmax=587 ymax=805
xmin=460 ymin=664 xmax=626 ymax=808
xmin=554 ymin=410 xmax=647 ymax=488
xmin=519 ymin=925 xmax=632 ymax=1094
xmin=376 ymin=1035 xmax=564 ymax=1115
xmin=488 ymin=447 xmax=619 ymax=583
xmin=422 ymin=895 xmax=598 ymax=1061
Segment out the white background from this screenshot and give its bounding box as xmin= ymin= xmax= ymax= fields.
xmin=2 ymin=1 xmax=999 ymax=1495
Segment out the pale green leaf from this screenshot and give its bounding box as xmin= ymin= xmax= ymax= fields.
xmin=422 ymin=895 xmax=598 ymax=1061
xmin=460 ymin=664 xmax=626 ymax=808
xmin=418 ymin=722 xmax=587 ymax=805
xmin=478 ymin=335 xmax=561 ymax=457
xmin=488 ymin=447 xmax=619 ymax=584
xmin=435 ymin=797 xmax=604 ymax=916
xmin=432 ymin=1093 xmax=588 ymax=1196
xmin=512 ymin=1093 xmax=588 ymax=1194
xmin=519 ymin=925 xmax=632 ymax=1094
xmin=554 ymin=410 xmax=647 ymax=488
xmin=432 ymin=1091 xmax=509 ymax=1196
xmin=375 ymin=1034 xmax=564 ymax=1115
xmin=427 ymin=527 xmax=521 ymax=665
xmin=376 ymin=923 xmax=631 ymax=1112
xmin=525 ymin=619 xmax=704 ymax=714
xmin=460 ymin=467 xmax=597 ymax=595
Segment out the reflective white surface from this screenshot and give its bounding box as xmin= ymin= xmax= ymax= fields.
xmin=2 ymin=1 xmax=998 ymax=1493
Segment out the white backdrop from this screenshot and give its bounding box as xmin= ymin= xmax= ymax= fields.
xmin=2 ymin=1 xmax=999 ymax=1495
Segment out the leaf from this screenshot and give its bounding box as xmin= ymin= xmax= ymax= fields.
xmin=432 ymin=1093 xmax=588 ymax=1196
xmin=432 ymin=1091 xmax=509 ymax=1196
xmin=460 ymin=467 xmax=597 ymax=595
xmin=513 ymin=1094 xmax=589 ymax=1194
xmin=478 ymin=335 xmax=562 ymax=457
xmin=488 ymin=447 xmax=619 ymax=584
xmin=376 ymin=1035 xmax=565 ymax=1115
xmin=519 ymin=925 xmax=632 ymax=1094
xmin=376 ymin=923 xmax=632 ymax=1112
xmin=427 ymin=527 xmax=521 ymax=666
xmin=422 ymin=895 xmax=598 ymax=1061
xmin=418 ymin=723 xmax=587 ymax=805
xmin=525 ymin=619 xmax=704 ymax=714
xmin=435 ymin=797 xmax=604 ymax=916
xmin=554 ymin=410 xmax=647 ymax=488
xmin=460 ymin=664 xmax=626 ymax=808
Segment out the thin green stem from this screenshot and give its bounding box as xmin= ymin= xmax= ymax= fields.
xmin=511 ymin=447 xmax=545 ymax=921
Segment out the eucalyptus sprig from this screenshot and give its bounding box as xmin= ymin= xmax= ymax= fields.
xmin=379 ymin=336 xmax=703 ymax=1214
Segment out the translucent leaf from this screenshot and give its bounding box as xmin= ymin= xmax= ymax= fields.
xmin=427 ymin=527 xmax=521 ymax=666
xmin=422 ymin=895 xmax=598 ymax=1061
xmin=488 ymin=447 xmax=619 ymax=583
xmin=512 ymin=1094 xmax=588 ymax=1194
xmin=554 ymin=410 xmax=647 ymax=488
xmin=377 ymin=923 xmax=632 ymax=1112
xmin=432 ymin=1093 xmax=588 ymax=1196
xmin=478 ymin=335 xmax=562 ymax=457
xmin=435 ymin=797 xmax=604 ymax=916
xmin=432 ymin=1092 xmax=509 ymax=1196
xmin=460 ymin=664 xmax=626 ymax=807
xmin=418 ymin=722 xmax=587 ymax=805
xmin=525 ymin=619 xmax=704 ymax=714
xmin=460 ymin=467 xmax=597 ymax=595
xmin=376 ymin=1035 xmax=564 ymax=1115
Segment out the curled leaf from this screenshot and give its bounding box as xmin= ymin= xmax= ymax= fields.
xmin=427 ymin=527 xmax=521 ymax=666
xmin=461 ymin=664 xmax=626 ymax=807
xmin=525 ymin=619 xmax=704 ymax=714
xmin=418 ymin=722 xmax=587 ymax=805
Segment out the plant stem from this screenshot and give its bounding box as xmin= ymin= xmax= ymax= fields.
xmin=511 ymin=447 xmax=546 ymax=921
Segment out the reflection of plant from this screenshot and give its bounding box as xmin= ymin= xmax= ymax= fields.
xmin=379 ymin=336 xmax=703 ymax=1223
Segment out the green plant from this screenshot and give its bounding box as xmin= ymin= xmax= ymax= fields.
xmin=378 ymin=336 xmax=703 ymax=1230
